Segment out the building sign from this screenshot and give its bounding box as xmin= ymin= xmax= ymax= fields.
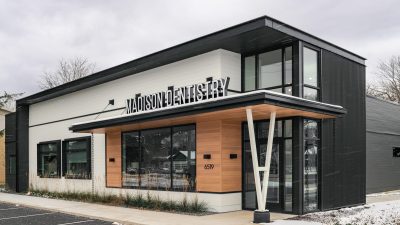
xmin=126 ymin=77 xmax=230 ymax=114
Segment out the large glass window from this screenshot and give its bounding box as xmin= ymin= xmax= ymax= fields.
xmin=62 ymin=137 xmax=91 ymax=179
xmin=303 ymin=119 xmax=320 ymax=212
xmin=303 ymin=47 xmax=319 ymax=100
xmin=259 ymin=49 xmax=282 ymax=89
xmin=172 ymin=125 xmax=196 ymax=191
xmin=243 ymin=47 xmax=293 ymax=95
xmin=37 ymin=141 xmax=61 ymax=178
xmin=141 ymin=128 xmax=171 ymax=189
xmin=122 ymin=132 xmax=140 ymax=187
xmin=122 ymin=125 xmax=196 ymax=191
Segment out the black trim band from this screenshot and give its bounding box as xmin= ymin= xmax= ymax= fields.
xmin=70 ymin=91 xmax=346 ymax=132
xmin=29 ymin=107 xmax=124 ymax=128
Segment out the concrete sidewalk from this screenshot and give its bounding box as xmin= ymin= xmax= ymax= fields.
xmin=0 ymin=192 xmax=298 ymax=225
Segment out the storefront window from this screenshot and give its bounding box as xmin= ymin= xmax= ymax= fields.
xmin=303 ymin=47 xmax=320 ymax=101
xmin=122 ymin=132 xmax=140 ymax=187
xmin=304 ymin=119 xmax=320 ymax=212
xmin=122 ymin=125 xmax=196 ymax=191
xmin=37 ymin=141 xmax=61 ymax=178
xmin=172 ymin=125 xmax=196 ymax=191
xmin=141 ymin=128 xmax=171 ymax=189
xmin=62 ymin=137 xmax=91 ymax=179
xmin=243 ymin=47 xmax=293 ymax=95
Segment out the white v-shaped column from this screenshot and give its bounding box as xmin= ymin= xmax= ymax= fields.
xmin=246 ymin=108 xmax=276 ymax=212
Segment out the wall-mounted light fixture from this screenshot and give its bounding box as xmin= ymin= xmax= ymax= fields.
xmin=203 ymin=154 xmax=211 ymax=159
xmin=230 ymin=154 xmax=237 ymax=159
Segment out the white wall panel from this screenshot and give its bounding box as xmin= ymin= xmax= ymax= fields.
xmin=28 ymin=49 xmax=242 ymax=212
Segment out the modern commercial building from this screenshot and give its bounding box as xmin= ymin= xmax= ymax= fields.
xmin=5 ymin=16 xmax=366 ymax=215
xmin=366 ymin=95 xmax=400 ymax=194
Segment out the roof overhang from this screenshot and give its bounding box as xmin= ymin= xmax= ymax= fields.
xmin=18 ymin=16 xmax=365 ymax=106
xmin=70 ymin=90 xmax=346 ymax=133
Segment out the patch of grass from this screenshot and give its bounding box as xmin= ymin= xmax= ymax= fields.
xmin=29 ymin=189 xmax=208 ymax=214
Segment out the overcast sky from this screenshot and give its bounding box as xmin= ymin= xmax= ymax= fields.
xmin=1 ymin=0 xmax=399 ymax=97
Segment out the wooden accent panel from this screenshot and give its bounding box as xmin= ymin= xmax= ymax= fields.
xmin=196 ymin=120 xmax=222 ymax=192
xmin=221 ymin=120 xmax=242 ymax=192
xmin=106 ymin=131 xmax=122 ymax=187
xmin=196 ymin=120 xmax=242 ymax=193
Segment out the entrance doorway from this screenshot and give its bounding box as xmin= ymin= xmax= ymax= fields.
xmin=242 ymin=119 xmax=293 ymax=212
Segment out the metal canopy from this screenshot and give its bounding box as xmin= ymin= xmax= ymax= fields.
xmin=69 ymin=90 xmax=346 ymax=133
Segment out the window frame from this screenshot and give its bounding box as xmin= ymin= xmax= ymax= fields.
xmin=242 ymin=44 xmax=294 ymax=95
xmin=302 ymin=44 xmax=321 ymax=101
xmin=121 ymin=123 xmax=196 ymax=192
xmin=62 ymin=136 xmax=92 ymax=180
xmin=37 ymin=140 xmax=61 ymax=178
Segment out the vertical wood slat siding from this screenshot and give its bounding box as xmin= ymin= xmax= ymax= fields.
xmin=196 ymin=120 xmax=242 ymax=192
xmin=106 ymin=132 xmax=122 ymax=187
xmin=105 ymin=119 xmax=242 ymax=192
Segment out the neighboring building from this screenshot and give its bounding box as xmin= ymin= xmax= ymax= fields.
xmin=366 ymin=96 xmax=400 ymax=193
xmin=5 ymin=16 xmax=366 ymax=215
xmin=0 ymin=108 xmax=11 ymax=186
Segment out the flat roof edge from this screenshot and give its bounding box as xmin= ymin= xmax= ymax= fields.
xmin=70 ymin=91 xmax=346 ymax=132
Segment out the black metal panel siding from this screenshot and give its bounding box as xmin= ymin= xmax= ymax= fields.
xmin=366 ymin=96 xmax=400 ymax=193
xmin=320 ymin=50 xmax=366 ymax=210
xmin=16 ymin=105 xmax=29 ymax=192
xmin=5 ymin=113 xmax=16 ymax=191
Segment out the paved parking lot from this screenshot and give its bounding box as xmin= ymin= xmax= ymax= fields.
xmin=0 ymin=202 xmax=115 ymax=225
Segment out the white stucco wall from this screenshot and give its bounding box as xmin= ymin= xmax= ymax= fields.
xmin=28 ymin=49 xmax=242 ymax=212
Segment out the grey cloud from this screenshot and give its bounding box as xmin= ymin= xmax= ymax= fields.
xmin=0 ymin=0 xmax=398 ymax=97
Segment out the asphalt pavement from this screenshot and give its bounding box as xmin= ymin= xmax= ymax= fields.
xmin=0 ymin=201 xmax=115 ymax=225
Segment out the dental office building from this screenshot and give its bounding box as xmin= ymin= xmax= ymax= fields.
xmin=5 ymin=16 xmax=366 ymax=215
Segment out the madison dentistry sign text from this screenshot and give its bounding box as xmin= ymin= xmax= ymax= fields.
xmin=125 ymin=77 xmax=230 ymax=114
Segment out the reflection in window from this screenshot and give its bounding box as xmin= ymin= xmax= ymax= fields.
xmin=244 ymin=56 xmax=256 ymax=91
xmin=304 ymin=119 xmax=319 ymax=212
xmin=285 ymin=47 xmax=293 ymax=85
xmin=303 ymin=47 xmax=319 ymax=101
xmin=37 ymin=141 xmax=60 ymax=178
xmin=122 ymin=132 xmax=140 ymax=187
xmin=284 ymin=139 xmax=292 ymax=211
xmin=259 ymin=49 xmax=282 ymax=89
xmin=172 ymin=125 xmax=196 ymax=191
xmin=303 ymin=48 xmax=318 ymax=87
xmin=122 ymin=125 xmax=196 ymax=191
xmin=63 ymin=137 xmax=91 ymax=179
xmin=243 ymin=47 xmax=293 ymax=95
xmin=141 ymin=128 xmax=171 ymax=190
xmin=304 ymin=87 xmax=318 ymax=101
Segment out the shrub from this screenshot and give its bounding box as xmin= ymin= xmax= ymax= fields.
xmin=29 ymin=189 xmax=208 ymax=214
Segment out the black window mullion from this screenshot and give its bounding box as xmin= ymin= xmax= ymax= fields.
xmin=170 ymin=127 xmax=173 ymax=190
xmin=282 ymin=47 xmax=286 ymax=93
xmin=139 ymin=131 xmax=142 ymax=188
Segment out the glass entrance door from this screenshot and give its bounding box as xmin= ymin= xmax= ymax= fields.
xmin=243 ymin=137 xmax=283 ymax=211
xmin=243 ymin=120 xmax=292 ymax=212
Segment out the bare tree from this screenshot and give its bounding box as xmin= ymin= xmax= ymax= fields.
xmin=367 ymin=56 xmax=400 ymax=103
xmin=39 ymin=57 xmax=95 ymax=90
xmin=0 ymin=91 xmax=22 ymax=136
